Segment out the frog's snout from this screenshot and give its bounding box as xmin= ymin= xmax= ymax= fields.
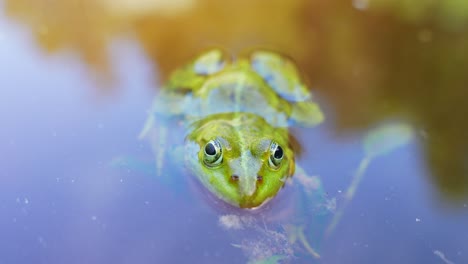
xmin=232 ymin=174 xmax=263 ymax=197
xmin=236 ymin=173 xmax=260 ymax=197
xmin=229 ymin=150 xmax=263 ymax=197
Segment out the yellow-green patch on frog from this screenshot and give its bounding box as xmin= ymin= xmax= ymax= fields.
xmin=140 ymin=49 xmax=324 ymax=209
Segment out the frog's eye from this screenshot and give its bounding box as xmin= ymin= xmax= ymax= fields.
xmin=269 ymin=141 xmax=284 ymax=169
xmin=203 ymin=139 xmax=223 ymax=167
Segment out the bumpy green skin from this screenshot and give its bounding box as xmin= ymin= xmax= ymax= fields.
xmin=142 ymin=49 xmax=323 ymax=208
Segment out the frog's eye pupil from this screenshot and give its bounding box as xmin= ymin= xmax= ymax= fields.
xmin=274 ymin=146 xmax=283 ymax=159
xmin=205 ymin=142 xmax=216 ymax=156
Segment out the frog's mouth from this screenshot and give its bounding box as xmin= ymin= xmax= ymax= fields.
xmin=238 ymin=195 xmax=271 ymax=209
xmin=188 ymin=173 xmax=275 ymax=213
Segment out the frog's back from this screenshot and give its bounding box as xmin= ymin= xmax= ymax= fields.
xmin=152 ymin=49 xmax=324 ymax=128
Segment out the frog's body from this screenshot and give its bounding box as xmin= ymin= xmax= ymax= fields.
xmin=140 ymin=49 xmax=324 ymax=209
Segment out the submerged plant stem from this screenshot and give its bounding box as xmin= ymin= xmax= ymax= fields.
xmin=297 ymin=227 xmax=321 ymax=259
xmin=326 ymin=156 xmax=372 ymax=236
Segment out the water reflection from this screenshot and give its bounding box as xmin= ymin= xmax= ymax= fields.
xmin=2 ymin=1 xmax=468 ymax=263
xmin=299 ymin=2 xmax=468 ymax=199
xmin=5 ymin=0 xmax=468 ymax=198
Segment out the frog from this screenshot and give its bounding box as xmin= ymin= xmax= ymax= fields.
xmin=123 ymin=49 xmax=414 ymax=263
xmin=139 ymin=49 xmax=324 ymax=208
xmin=137 ymin=49 xmax=328 ymax=261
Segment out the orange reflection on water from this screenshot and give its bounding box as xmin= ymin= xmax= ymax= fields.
xmin=6 ymin=0 xmax=121 ymax=74
xmin=4 ymin=0 xmax=468 ymax=198
xmin=6 ymin=0 xmax=312 ymax=80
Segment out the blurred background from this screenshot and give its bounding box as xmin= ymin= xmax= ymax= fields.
xmin=4 ymin=0 xmax=468 ymax=198
xmin=1 ymin=0 xmax=468 ymax=263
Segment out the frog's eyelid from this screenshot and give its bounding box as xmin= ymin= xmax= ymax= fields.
xmin=210 ymin=156 xmax=223 ymax=166
xmin=268 ymin=158 xmax=277 ymax=169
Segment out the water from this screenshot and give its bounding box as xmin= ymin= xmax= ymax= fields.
xmin=1 ymin=2 xmax=468 ymax=263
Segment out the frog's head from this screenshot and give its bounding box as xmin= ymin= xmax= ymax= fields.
xmin=185 ymin=113 xmax=295 ymax=208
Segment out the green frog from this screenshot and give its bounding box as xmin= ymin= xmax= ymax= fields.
xmin=139 ymin=49 xmax=324 ymax=209
xmin=134 ymin=49 xmax=414 ymax=262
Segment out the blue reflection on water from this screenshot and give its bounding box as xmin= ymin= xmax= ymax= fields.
xmin=0 ymin=16 xmax=467 ymax=264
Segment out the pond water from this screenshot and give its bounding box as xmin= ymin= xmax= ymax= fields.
xmin=1 ymin=2 xmax=468 ymax=264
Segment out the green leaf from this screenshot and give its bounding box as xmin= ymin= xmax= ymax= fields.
xmin=363 ymin=122 xmax=414 ymax=158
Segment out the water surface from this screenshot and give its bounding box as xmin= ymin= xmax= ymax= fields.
xmin=1 ymin=2 xmax=468 ymax=263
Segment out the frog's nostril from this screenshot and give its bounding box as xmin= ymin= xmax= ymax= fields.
xmin=257 ymin=175 xmax=263 ymax=181
xmin=231 ymin=175 xmax=239 ymax=181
